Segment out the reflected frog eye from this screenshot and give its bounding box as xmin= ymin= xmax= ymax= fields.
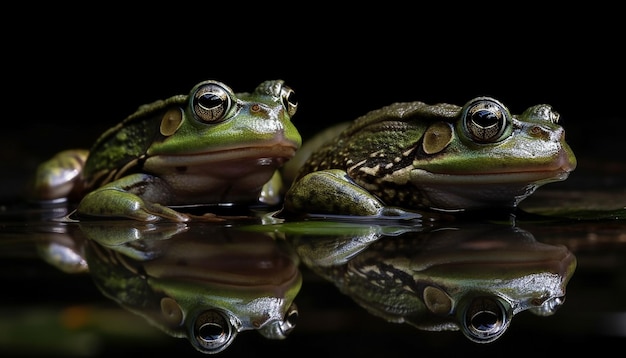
xmin=459 ymin=296 xmax=511 ymax=343
xmin=191 ymin=309 xmax=237 ymax=354
xmin=191 ymin=82 xmax=233 ymax=123
xmin=281 ymin=85 xmax=298 ymax=117
xmin=462 ymin=98 xmax=510 ymax=143
xmin=280 ymin=302 xmax=299 ymax=335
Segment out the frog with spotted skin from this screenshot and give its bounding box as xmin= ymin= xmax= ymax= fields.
xmin=283 ymin=97 xmax=576 ymax=218
xmin=32 ymin=80 xmax=301 ymax=222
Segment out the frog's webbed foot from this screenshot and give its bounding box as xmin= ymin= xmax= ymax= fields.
xmin=77 ymin=188 xmax=190 ymax=222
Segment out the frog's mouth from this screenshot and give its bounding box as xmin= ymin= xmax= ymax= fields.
xmin=413 ymin=148 xmax=577 ymax=185
xmin=146 ymin=139 xmax=299 ymax=170
xmin=412 ymin=168 xmax=572 ymax=186
xmin=408 ymin=149 xmax=577 ymax=210
xmin=145 ymin=250 xmax=301 ymax=287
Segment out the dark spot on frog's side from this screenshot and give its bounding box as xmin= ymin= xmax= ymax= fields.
xmin=175 ymin=166 xmax=187 ymax=173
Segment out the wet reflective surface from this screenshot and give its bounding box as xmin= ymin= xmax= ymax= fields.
xmin=1 ymin=187 xmax=624 ymax=356
xmin=43 ymin=219 xmax=300 ymax=354
xmin=286 ymin=221 xmax=576 ymax=344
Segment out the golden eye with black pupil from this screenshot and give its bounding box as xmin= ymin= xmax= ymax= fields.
xmin=462 ymin=98 xmax=509 ymax=143
xmin=192 ymin=83 xmax=232 ymax=123
xmin=281 ymin=86 xmax=298 ymax=117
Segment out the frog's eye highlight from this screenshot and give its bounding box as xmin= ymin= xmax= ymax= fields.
xmin=192 ymin=82 xmax=233 ymax=123
xmin=462 ymin=98 xmax=510 ymax=143
xmin=191 ymin=309 xmax=237 ymax=354
xmin=281 ymin=85 xmax=298 ymax=117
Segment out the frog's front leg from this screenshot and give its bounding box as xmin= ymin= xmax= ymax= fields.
xmin=76 ymin=173 xmax=189 ymax=222
xmin=284 ymin=169 xmax=419 ymax=218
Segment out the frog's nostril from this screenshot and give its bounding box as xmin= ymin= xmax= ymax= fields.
xmin=251 ymin=103 xmax=273 ymax=116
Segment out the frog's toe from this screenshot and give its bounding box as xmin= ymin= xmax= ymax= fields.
xmin=377 ymin=207 xmax=423 ymax=220
xmin=143 ymin=203 xmax=190 ymax=222
xmin=77 ymin=189 xmax=189 ymax=222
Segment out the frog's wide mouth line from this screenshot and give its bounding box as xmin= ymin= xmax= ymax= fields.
xmin=147 ymin=259 xmax=301 ymax=287
xmin=409 ymin=243 xmax=575 ymax=272
xmin=413 ymin=148 xmax=577 ymax=185
xmin=411 ymin=168 xmax=572 ymax=185
xmin=147 ymin=143 xmax=298 ymax=167
xmin=414 ymin=149 xmax=577 ymax=185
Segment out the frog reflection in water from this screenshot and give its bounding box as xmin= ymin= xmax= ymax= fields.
xmin=32 ymin=80 xmax=301 ymax=221
xmin=288 ymin=222 xmax=576 ymax=343
xmin=283 ymin=97 xmax=577 ymax=218
xmin=39 ymin=223 xmax=301 ymax=354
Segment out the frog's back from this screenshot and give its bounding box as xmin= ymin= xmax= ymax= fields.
xmin=82 ymin=95 xmax=187 ymax=187
xmin=294 ymin=101 xmax=461 ymax=180
xmin=341 ymin=101 xmax=460 ymax=136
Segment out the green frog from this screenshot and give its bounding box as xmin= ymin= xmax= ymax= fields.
xmin=32 ymin=80 xmax=301 ymax=221
xmin=83 ymin=223 xmax=301 ymax=354
xmin=287 ymin=221 xmax=576 ymax=343
xmin=36 ymin=221 xmax=301 ymax=354
xmin=283 ymin=97 xmax=577 ymax=217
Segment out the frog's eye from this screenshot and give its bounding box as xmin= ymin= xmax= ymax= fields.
xmin=458 ymin=296 xmax=511 ymax=343
xmin=462 ymin=98 xmax=510 ymax=143
xmin=191 ymin=309 xmax=237 ymax=354
xmin=192 ymin=82 xmax=233 ymax=123
xmin=281 ymin=85 xmax=298 ymax=117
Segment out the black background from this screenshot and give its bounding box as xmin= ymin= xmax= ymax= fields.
xmin=2 ymin=8 xmax=624 ymax=202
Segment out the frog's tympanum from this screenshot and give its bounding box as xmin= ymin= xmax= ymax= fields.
xmin=283 ymin=97 xmax=577 ymax=218
xmin=289 ymin=222 xmax=576 ymax=343
xmin=32 ymin=80 xmax=301 ymax=222
xmin=38 ymin=222 xmax=302 ymax=354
